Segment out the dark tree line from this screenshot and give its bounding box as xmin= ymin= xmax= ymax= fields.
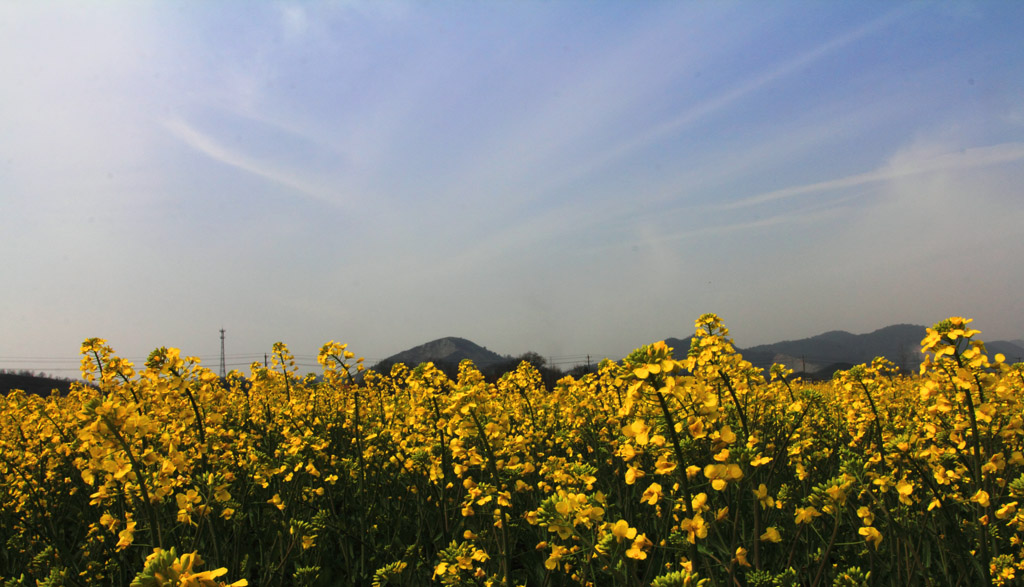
xmin=0 ymin=370 xmax=80 ymax=396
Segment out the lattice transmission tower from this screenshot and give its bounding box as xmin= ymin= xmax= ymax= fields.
xmin=219 ymin=328 xmax=226 ymax=378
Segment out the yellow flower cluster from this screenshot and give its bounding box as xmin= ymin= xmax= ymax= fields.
xmin=1 ymin=316 xmax=1023 ymax=586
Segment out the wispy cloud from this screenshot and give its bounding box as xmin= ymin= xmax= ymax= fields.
xmin=162 ymin=117 xmax=336 ymax=204
xmin=542 ymin=4 xmax=920 ymax=192
xmin=724 ymin=142 xmax=1024 ymax=210
xmin=386 ymin=6 xmax=918 ymax=260
xmin=611 ymin=195 xmax=857 ymax=256
xmin=279 ymin=5 xmax=309 ymax=40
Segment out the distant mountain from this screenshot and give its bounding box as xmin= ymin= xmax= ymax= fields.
xmin=375 ymin=337 xmax=508 ymax=371
xmin=371 ymin=327 xmax=1024 ymax=382
xmin=740 ymin=324 xmax=927 ymax=374
xmin=988 ymin=340 xmax=1024 ymax=363
xmin=661 ymin=325 xmax=1024 ymax=379
xmin=663 ymin=337 xmax=694 ymax=355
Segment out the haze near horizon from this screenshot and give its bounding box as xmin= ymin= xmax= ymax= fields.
xmin=2 ymin=1 xmax=1023 ymax=376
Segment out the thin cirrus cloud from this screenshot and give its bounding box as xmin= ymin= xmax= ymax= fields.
xmin=415 ymin=0 xmax=924 ymax=280
xmin=724 ymin=142 xmax=1024 ymax=211
xmin=161 ymin=116 xmax=340 ymax=206
xmin=539 ymin=3 xmax=921 ymax=198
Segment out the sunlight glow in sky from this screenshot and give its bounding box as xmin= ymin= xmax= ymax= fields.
xmin=3 ymin=1 xmax=1023 ymax=374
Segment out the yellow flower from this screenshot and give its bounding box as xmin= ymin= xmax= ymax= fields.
xmin=795 ymin=506 xmax=821 ymax=525
xmin=625 ymin=533 xmax=652 ymax=560
xmin=972 ymin=489 xmax=991 ymax=508
xmin=545 ymin=544 xmax=568 ymax=570
xmin=759 ymin=527 xmax=782 ymax=543
xmin=115 ymin=520 xmax=136 ymax=551
xmin=995 ymin=502 xmax=1018 ymax=520
xmin=896 ymin=479 xmax=914 ymax=505
xmin=622 ymin=419 xmax=651 ymax=446
xmin=610 ymin=519 xmax=637 ymax=541
xmin=856 ymin=506 xmax=874 ymax=525
xmin=141 ymin=549 xmax=248 ymax=587
xmin=718 ymin=425 xmax=736 ymax=444
xmin=734 ymin=546 xmax=751 ymax=567
xmin=680 ymin=515 xmax=708 ymax=543
xmin=555 ymin=498 xmax=571 ymax=517
xmin=176 ymin=489 xmax=202 ymax=509
xmin=655 ymin=454 xmax=677 ymax=475
xmin=691 ymin=492 xmax=708 ymax=513
xmin=703 ymin=463 xmax=742 ymax=490
xmin=268 ymin=493 xmax=285 ymax=511
xmin=859 ymin=526 xmax=883 ymax=548
xmin=688 ymin=418 xmax=706 ymax=439
xmin=825 ymin=483 xmax=848 ymax=505
xmin=795 ymin=463 xmax=809 ymax=481
xmin=433 ymin=562 xmax=450 ymax=578
xmin=99 ymin=512 xmax=116 ymax=531
xmin=716 ymin=507 xmax=729 ymax=522
xmin=641 ymin=482 xmax=663 ymax=505
xmin=753 ymin=484 xmax=774 ymax=509
xmin=625 ymin=464 xmax=645 ymax=485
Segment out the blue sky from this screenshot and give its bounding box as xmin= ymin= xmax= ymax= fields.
xmin=3 ymin=1 xmax=1024 ymax=375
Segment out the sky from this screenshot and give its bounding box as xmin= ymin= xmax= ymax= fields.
xmin=3 ymin=1 xmax=1024 ymax=376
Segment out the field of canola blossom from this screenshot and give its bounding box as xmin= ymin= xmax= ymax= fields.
xmin=2 ymin=314 xmax=1023 ymax=586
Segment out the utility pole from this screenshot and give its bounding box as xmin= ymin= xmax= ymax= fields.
xmin=219 ymin=328 xmax=226 ymax=378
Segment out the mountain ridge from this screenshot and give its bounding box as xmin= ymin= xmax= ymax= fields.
xmin=375 ymin=336 xmax=508 ymax=371
xmin=8 ymin=325 xmax=1019 ymax=397
xmin=375 ymin=326 xmax=1024 ymax=380
xmin=664 ymin=324 xmax=1024 ymax=377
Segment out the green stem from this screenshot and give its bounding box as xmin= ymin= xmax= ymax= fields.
xmin=469 ymin=409 xmax=511 ymax=586
xmin=101 ymin=414 xmax=163 ymax=549
xmin=181 ymin=381 xmax=207 ymax=446
xmin=810 ymin=508 xmax=841 ymax=587
xmin=857 ymin=380 xmax=888 ymax=463
xmin=948 ymin=351 xmax=991 ymax=584
xmin=653 ymin=386 xmax=700 ymax=567
xmin=718 ymin=371 xmax=750 ymax=440
xmin=429 ymin=396 xmax=452 ymax=544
